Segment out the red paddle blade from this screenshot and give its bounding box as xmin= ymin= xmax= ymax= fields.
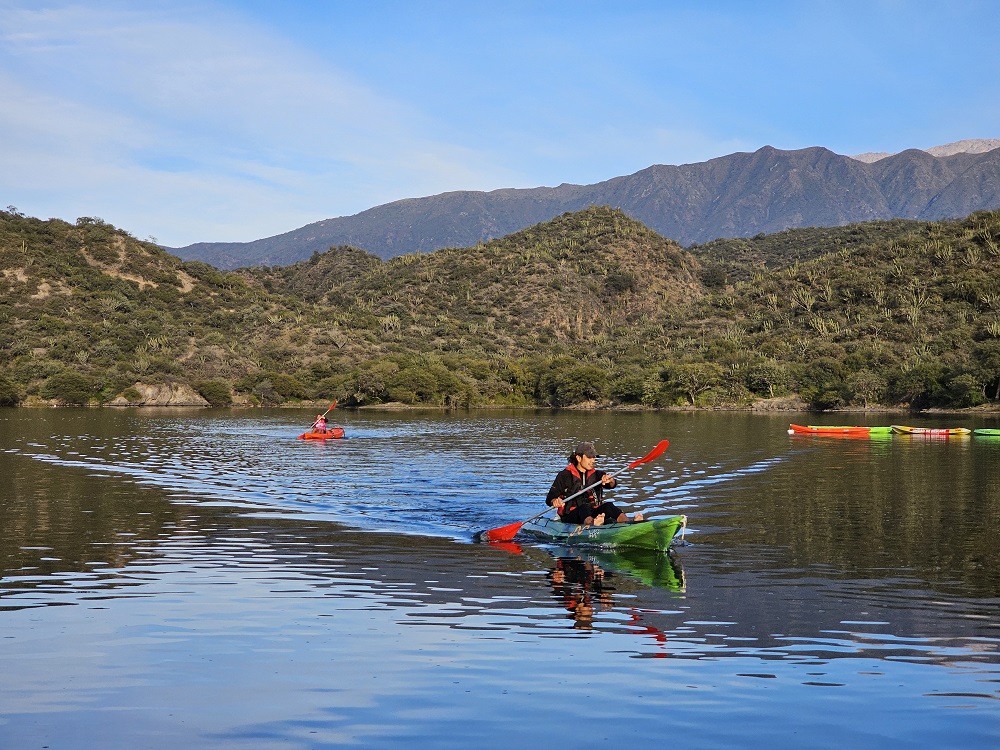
xmin=628 ymin=439 xmax=669 ymax=469
xmin=481 ymin=520 xmax=524 ymax=542
xmin=486 ymin=540 xmax=523 ymax=555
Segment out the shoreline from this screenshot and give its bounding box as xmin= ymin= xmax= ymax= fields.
xmin=10 ymin=399 xmax=1000 ymax=416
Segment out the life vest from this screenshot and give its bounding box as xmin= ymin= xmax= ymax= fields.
xmin=559 ymin=464 xmax=600 ymax=515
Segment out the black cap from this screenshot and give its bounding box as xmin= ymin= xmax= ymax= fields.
xmin=575 ymin=441 xmax=598 ymax=458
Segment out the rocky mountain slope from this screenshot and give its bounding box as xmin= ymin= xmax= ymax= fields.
xmin=171 ymin=142 xmax=1000 ymax=269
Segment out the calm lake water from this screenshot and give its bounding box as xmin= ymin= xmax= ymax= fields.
xmin=1 ymin=408 xmax=998 ymax=749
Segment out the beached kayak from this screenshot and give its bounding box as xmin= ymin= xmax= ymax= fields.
xmin=788 ymin=424 xmax=891 ymax=435
xmin=521 ymin=515 xmax=687 ymax=551
xmin=890 ymin=425 xmax=971 ymax=436
xmin=298 ymin=427 xmax=346 ymax=440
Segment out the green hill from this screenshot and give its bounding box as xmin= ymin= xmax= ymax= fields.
xmin=688 ymin=219 xmax=932 ymax=286
xmin=1 ymin=205 xmax=998 ymax=410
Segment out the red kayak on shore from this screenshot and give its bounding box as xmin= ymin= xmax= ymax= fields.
xmin=298 ymin=426 xmax=346 ymax=440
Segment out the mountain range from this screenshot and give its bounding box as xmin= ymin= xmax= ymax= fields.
xmin=171 ymin=140 xmax=1000 ymax=270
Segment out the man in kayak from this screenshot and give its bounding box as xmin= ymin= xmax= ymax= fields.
xmin=546 ymin=442 xmax=643 ymax=526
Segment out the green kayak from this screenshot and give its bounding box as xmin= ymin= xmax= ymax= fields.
xmin=521 ymin=515 xmax=687 ymax=551
xmin=974 ymin=428 xmax=1000 ymax=436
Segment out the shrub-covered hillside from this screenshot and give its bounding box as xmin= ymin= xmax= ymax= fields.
xmin=1 ymin=205 xmax=998 ymax=410
xmin=683 ymin=212 xmax=1000 ymax=409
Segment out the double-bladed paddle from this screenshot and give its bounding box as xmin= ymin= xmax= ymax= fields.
xmin=478 ymin=439 xmax=670 ymax=543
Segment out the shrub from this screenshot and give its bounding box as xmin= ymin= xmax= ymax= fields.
xmin=40 ymin=371 xmax=98 ymax=405
xmin=195 ymin=379 xmax=233 ymax=407
xmin=0 ymin=374 xmax=22 ymax=406
xmin=604 ymin=270 xmax=637 ymax=295
xmin=121 ymin=387 xmax=142 ymax=402
xmin=270 ymin=373 xmax=307 ymax=399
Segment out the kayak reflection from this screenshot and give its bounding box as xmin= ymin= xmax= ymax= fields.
xmin=581 ymin=546 xmax=687 ymax=592
xmin=542 ymin=545 xmax=686 ymax=629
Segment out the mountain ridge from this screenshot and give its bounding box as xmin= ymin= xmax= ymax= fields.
xmin=852 ymin=138 xmax=1000 ymax=162
xmin=169 ymin=142 xmax=1000 ymax=270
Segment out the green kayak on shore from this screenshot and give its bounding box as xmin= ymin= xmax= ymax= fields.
xmin=521 ymin=515 xmax=687 ymax=551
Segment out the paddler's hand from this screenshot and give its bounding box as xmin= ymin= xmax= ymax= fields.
xmin=552 ymin=497 xmax=565 ymax=510
xmin=601 ymin=474 xmax=615 ymax=486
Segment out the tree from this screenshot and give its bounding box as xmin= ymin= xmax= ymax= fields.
xmin=271 ymin=373 xmax=307 ymax=399
xmin=663 ymin=362 xmax=724 ymax=406
xmin=348 ymin=360 xmax=399 ymax=405
xmin=887 ymin=361 xmax=946 ymax=409
xmin=251 ymin=379 xmax=283 ymax=405
xmin=971 ymin=340 xmax=1000 ymax=400
xmin=747 ymin=357 xmax=792 ymax=399
xmin=554 ymin=364 xmax=609 ymax=406
xmin=610 ymin=368 xmax=645 ymax=404
xmin=387 ymin=366 xmax=440 ymax=404
xmin=943 ymin=373 xmax=985 ymax=408
xmin=537 ymin=362 xmax=609 ymax=406
xmin=798 ymin=357 xmax=846 ymax=410
xmin=846 ymin=369 xmax=887 ymax=408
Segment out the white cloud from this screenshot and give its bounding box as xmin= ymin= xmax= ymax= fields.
xmin=0 ymin=1 xmax=520 ymax=245
xmin=3 ymin=1 xmax=997 ymax=246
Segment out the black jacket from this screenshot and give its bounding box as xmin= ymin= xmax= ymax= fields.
xmin=546 ymin=464 xmax=616 ymax=516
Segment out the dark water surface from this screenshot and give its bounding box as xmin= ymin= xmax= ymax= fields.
xmin=1 ymin=408 xmax=998 ymax=749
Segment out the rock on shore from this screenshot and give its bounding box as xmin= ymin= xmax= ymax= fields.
xmin=110 ymin=382 xmax=209 ymax=407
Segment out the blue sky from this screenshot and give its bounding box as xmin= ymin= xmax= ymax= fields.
xmin=2 ymin=0 xmax=998 ymax=247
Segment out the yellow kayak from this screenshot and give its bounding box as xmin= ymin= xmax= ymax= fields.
xmin=890 ymin=425 xmax=971 ymax=436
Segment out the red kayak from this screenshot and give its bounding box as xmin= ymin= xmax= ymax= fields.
xmin=788 ymin=424 xmax=879 ymax=435
xmin=298 ymin=426 xmax=346 ymax=440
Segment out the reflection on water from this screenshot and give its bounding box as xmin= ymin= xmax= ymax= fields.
xmin=1 ymin=408 xmax=999 ymax=749
xmin=538 ymin=547 xmax=684 ymax=633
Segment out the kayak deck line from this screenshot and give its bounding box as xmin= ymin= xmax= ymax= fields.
xmin=520 ymin=514 xmax=687 ymax=551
